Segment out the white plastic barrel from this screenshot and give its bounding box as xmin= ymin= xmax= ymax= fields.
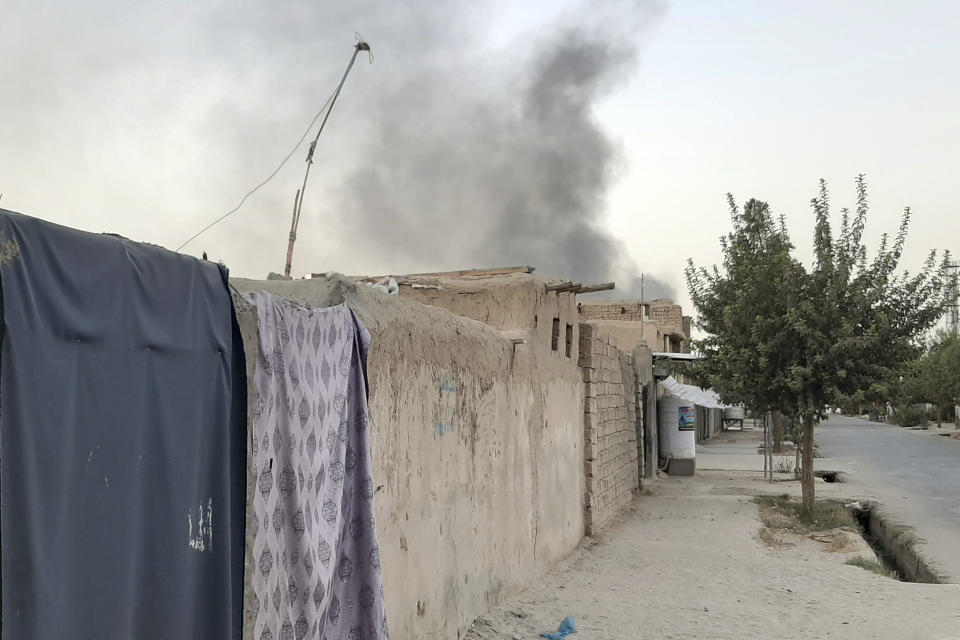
xmin=723 ymin=406 xmax=745 ymax=421
xmin=658 ymin=394 xmax=697 ymax=460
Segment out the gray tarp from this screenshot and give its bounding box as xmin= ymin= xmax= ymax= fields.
xmin=0 ymin=209 xmax=246 ymax=638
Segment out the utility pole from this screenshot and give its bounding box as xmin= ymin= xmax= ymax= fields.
xmin=947 ymin=262 xmax=959 ymax=336
xmin=284 ymin=39 xmax=371 ymax=279
xmin=640 ymin=273 xmax=646 ymax=346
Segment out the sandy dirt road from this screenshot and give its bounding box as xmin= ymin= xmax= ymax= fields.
xmin=465 ymin=469 xmax=960 ymax=640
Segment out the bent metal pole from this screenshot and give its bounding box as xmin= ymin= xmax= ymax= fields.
xmin=284 ymin=39 xmax=371 ymax=278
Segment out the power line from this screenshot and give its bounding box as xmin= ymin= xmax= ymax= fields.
xmin=175 ymin=88 xmax=338 ymax=252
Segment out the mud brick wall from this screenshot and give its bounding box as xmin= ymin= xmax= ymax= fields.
xmin=580 ymin=301 xmax=648 ymax=321
xmin=578 ymin=323 xmax=641 ymax=535
xmin=580 ymin=300 xmax=684 ymax=332
xmin=621 ymin=350 xmax=644 ymax=482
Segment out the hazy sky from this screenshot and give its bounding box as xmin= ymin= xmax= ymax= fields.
xmin=2 ymin=1 xmax=957 ymax=313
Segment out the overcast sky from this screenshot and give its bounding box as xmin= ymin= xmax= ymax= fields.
xmin=2 ymin=1 xmax=957 ymax=314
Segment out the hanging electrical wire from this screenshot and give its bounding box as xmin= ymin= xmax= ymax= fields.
xmin=177 ymin=36 xmax=372 ymax=254
xmin=175 ymin=90 xmax=337 ymax=252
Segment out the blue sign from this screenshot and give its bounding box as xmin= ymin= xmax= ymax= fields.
xmin=678 ymin=405 xmax=696 ymax=431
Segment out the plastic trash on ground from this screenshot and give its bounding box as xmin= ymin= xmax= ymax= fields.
xmin=541 ymin=616 xmax=577 ymax=639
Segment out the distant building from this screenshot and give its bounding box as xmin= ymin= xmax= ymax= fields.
xmin=577 ymin=299 xmax=691 ymax=353
xmin=341 ymin=265 xmax=618 ymax=363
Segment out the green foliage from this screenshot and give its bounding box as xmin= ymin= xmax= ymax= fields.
xmin=899 ymin=331 xmax=960 ymax=425
xmin=836 ymin=397 xmax=862 ymax=415
xmin=656 ymin=356 xmax=694 ymax=379
xmin=688 ymin=176 xmax=948 ymax=520
xmin=891 ymin=404 xmax=928 ymax=428
xmin=685 ymin=196 xmax=803 ymax=414
xmin=686 ymin=176 xmax=948 ymax=420
xmin=754 ymin=494 xmax=856 ymax=532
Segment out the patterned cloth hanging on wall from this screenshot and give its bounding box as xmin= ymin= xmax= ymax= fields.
xmin=244 ymin=292 xmax=388 ymax=640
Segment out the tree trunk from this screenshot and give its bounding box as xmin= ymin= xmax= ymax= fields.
xmin=799 ymin=415 xmax=816 ymax=522
xmin=772 ymin=411 xmax=784 ymax=453
xmin=937 ymin=405 xmax=943 ymax=428
xmin=794 ymin=441 xmax=801 ymax=480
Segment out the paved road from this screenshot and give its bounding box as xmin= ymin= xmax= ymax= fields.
xmin=816 ymin=415 xmax=960 ymax=581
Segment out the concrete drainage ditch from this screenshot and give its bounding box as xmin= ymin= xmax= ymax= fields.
xmin=848 ymin=501 xmax=943 ymax=584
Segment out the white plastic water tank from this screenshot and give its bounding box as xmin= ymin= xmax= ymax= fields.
xmin=723 ymin=406 xmax=745 ymax=421
xmin=658 ymin=394 xmax=697 ymax=460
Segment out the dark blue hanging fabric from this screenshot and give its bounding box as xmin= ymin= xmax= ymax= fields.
xmin=0 ymin=209 xmax=245 ymax=639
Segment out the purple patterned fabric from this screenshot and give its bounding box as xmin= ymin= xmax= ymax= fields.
xmin=245 ymin=292 xmax=387 ymax=640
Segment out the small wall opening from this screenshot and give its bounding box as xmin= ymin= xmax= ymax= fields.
xmin=565 ymin=324 xmax=573 ymax=357
xmin=551 ymin=318 xmax=560 ymax=351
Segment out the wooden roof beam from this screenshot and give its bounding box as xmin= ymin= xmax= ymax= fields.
xmin=574 ymin=282 xmax=616 ymax=294
xmin=545 ymin=281 xmax=581 ymax=292
xmin=399 ymin=266 xmax=535 ymax=279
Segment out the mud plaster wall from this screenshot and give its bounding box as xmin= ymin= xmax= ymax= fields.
xmin=397 ymin=273 xmax=543 ymax=330
xmin=578 ymin=323 xmax=640 ymax=534
xmin=231 ymin=276 xmax=585 ymax=640
xmin=397 ymin=273 xmax=582 ymax=363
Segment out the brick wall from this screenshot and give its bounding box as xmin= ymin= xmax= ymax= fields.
xmin=580 ymin=301 xmax=647 ymax=322
xmin=578 ymin=324 xmax=640 ymax=535
xmin=580 ymin=300 xmax=686 ymax=336
xmin=682 ymin=316 xmax=692 ymax=353
xmin=648 ymin=304 xmax=683 ymax=332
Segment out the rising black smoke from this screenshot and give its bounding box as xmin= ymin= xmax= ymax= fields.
xmin=0 ymin=0 xmax=675 ymax=299
xmin=616 ymin=273 xmax=677 ymax=301
xmin=332 ymin=4 xmax=676 ymax=299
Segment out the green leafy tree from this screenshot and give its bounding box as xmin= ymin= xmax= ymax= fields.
xmin=685 ymin=196 xmax=804 ymax=418
xmin=909 ymin=331 xmax=960 ymax=426
xmin=687 ymin=176 xmax=947 ymax=520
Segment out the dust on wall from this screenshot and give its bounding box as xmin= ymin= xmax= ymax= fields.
xmin=231 ymin=275 xmax=585 ymax=640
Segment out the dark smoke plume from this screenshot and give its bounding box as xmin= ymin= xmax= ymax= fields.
xmin=329 ymin=3 xmax=673 ymax=298
xmin=0 ymin=0 xmax=672 ymax=301
xmin=617 ymin=273 xmax=677 ymax=301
